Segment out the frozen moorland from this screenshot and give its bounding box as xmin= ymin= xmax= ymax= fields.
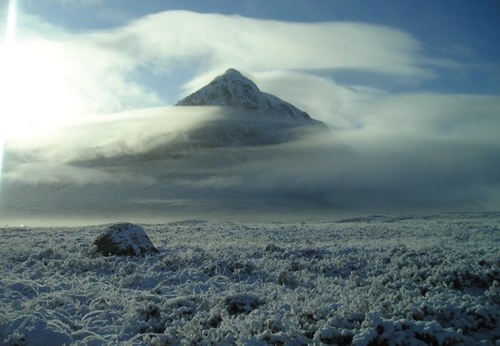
xmin=1 ymin=213 xmax=499 ymax=345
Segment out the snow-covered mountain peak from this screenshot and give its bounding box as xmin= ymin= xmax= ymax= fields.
xmin=176 ymin=69 xmax=327 ymax=129
xmin=176 ymin=68 xmax=268 ymax=109
xmin=220 ymin=68 xmax=250 ymax=84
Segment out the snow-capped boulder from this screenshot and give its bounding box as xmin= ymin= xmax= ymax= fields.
xmin=93 ymin=223 xmax=158 ymax=256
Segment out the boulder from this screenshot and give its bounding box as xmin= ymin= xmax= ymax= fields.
xmin=93 ymin=223 xmax=158 ymax=256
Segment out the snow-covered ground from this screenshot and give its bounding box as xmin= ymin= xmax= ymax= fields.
xmin=1 ymin=213 xmax=499 ymax=345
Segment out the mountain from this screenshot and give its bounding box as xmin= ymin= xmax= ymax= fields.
xmin=69 ymin=69 xmax=333 ymax=166
xmin=176 ymin=68 xmax=327 ymax=130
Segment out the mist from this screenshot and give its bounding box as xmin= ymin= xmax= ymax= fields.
xmin=1 ymin=105 xmax=499 ymax=226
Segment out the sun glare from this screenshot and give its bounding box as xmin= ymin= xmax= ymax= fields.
xmin=1 ymin=43 xmax=76 ymax=139
xmin=1 ymin=0 xmax=18 ymax=181
xmin=2 ymin=0 xmax=80 ymax=186
xmin=1 ymin=0 xmax=77 ymax=149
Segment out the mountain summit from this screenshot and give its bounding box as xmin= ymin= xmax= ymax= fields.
xmin=176 ymin=68 xmax=266 ymax=109
xmin=176 ymin=68 xmax=327 ymax=129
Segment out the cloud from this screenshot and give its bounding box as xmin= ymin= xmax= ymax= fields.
xmin=3 ymin=162 xmax=155 ymax=186
xmin=3 ymin=105 xmax=499 ymax=215
xmin=5 ymin=13 xmax=160 ymax=121
xmin=114 ymin=11 xmax=434 ymax=99
xmin=4 ymin=106 xmax=222 ymax=163
xmin=118 ymin=11 xmax=431 ymax=78
xmin=340 ymin=93 xmax=500 ymax=144
xmin=245 ymin=70 xmax=500 ymax=146
xmin=252 ymin=70 xmax=374 ymax=129
xmin=170 ymin=134 xmax=500 ymax=212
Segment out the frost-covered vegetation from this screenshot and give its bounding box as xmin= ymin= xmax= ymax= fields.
xmin=1 ymin=213 xmax=499 ymax=345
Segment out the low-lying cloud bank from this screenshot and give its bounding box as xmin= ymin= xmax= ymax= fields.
xmin=1 ymin=104 xmax=499 ymax=222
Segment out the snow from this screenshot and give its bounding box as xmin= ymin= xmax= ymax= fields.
xmin=176 ymin=69 xmax=268 ymax=109
xmin=176 ymin=69 xmax=327 ymax=128
xmin=0 ymin=213 xmax=499 ymax=345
